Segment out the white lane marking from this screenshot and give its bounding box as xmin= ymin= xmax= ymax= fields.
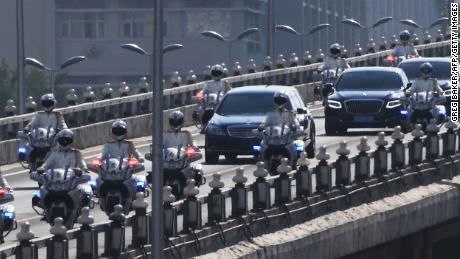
xmin=17 ymin=215 xmax=41 ymax=222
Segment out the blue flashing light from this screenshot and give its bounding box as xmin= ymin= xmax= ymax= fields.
xmin=136 ymin=180 xmax=146 ymax=188
xmin=296 ymin=146 xmax=304 ymax=152
xmin=400 ymin=109 xmax=408 ymax=116
xmin=252 ymin=145 xmax=261 ymax=152
xmin=89 ymin=180 xmax=97 ymax=187
xmin=32 ymin=190 xmax=40 ymax=198
xmin=3 ymin=212 xmax=13 ymax=219
xmin=437 ymin=107 xmax=446 ymax=115
xmin=18 ymin=147 xmax=26 ymax=154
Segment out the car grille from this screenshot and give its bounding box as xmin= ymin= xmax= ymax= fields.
xmin=227 ymin=126 xmax=258 ymax=138
xmin=344 ymin=100 xmax=383 ymax=114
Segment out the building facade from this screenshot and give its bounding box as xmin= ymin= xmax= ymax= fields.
xmin=0 ymin=0 xmax=445 ymax=94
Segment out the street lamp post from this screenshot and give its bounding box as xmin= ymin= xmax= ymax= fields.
xmin=341 ymin=17 xmax=393 ymax=48
xmin=274 ymin=23 xmax=331 ymax=53
xmin=16 ymin=0 xmax=25 ymax=114
xmin=120 ymin=43 xmax=183 ymax=92
xmin=201 ymin=28 xmax=259 ymax=66
xmin=25 ymin=56 xmax=86 ymax=96
xmin=399 ymin=17 xmax=449 ymax=34
xmin=122 ymin=2 xmax=183 ymax=257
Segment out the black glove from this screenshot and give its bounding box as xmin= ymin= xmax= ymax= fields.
xmin=37 ymin=169 xmax=44 ymax=175
xmin=74 ymin=168 xmax=83 ymax=177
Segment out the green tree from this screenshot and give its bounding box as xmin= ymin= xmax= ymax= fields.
xmin=0 ymin=58 xmax=48 ymax=114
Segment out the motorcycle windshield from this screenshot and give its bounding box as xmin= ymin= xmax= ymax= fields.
xmin=31 ymin=128 xmax=55 ymax=148
xmin=264 ymin=125 xmax=292 ymax=146
xmin=163 ymin=147 xmax=187 ymax=170
xmin=411 ymin=92 xmax=435 ymax=110
xmin=101 ymin=159 xmax=130 ymax=181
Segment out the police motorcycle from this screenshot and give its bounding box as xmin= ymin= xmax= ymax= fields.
xmin=400 ymin=89 xmax=447 ymax=132
xmin=385 ymin=54 xmax=417 ymax=67
xmin=30 ymin=167 xmax=92 ymax=229
xmin=254 ymin=124 xmax=305 ymax=175
xmin=17 ymin=126 xmax=56 ymax=171
xmin=145 ymin=145 xmax=205 ymax=198
xmin=319 ymin=68 xmax=343 ymax=105
xmin=192 ymin=91 xmax=224 ymax=130
xmin=88 ymin=156 xmax=147 ymax=216
xmin=0 ymin=205 xmax=17 ymax=244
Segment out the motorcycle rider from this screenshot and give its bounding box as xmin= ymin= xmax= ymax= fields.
xmin=24 ymin=94 xmax=67 ymax=171
xmin=202 ymin=64 xmax=231 ymax=95
xmin=24 ymin=94 xmax=67 ymax=132
xmin=259 ymin=92 xmax=299 ymax=132
xmin=322 ymin=43 xmax=351 ymax=71
xmin=164 ymin=111 xmax=195 ymax=148
xmin=40 ymin=129 xmax=86 ymax=172
xmin=404 ymin=62 xmax=443 ymax=123
xmin=391 ymin=30 xmax=419 ymax=58
xmin=101 ymin=120 xmax=144 ymax=162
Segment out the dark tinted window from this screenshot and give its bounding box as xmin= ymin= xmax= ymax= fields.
xmin=399 ymin=61 xmax=451 ymax=80
xmin=216 ymin=92 xmax=292 ymax=116
xmin=336 ymin=71 xmax=403 ymax=91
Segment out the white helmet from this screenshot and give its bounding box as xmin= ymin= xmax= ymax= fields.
xmin=56 ymin=129 xmax=74 ymax=149
xmin=41 ymin=93 xmax=56 ymax=112
xmin=111 ymin=120 xmax=128 ymax=141
xmin=210 ymin=64 xmax=224 ymax=80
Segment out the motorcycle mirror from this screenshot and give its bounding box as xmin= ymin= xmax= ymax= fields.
xmin=296 ymin=108 xmax=307 ymax=114
xmin=145 ymin=153 xmax=152 ymax=161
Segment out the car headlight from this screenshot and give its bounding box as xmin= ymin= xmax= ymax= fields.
xmin=206 ymin=124 xmax=226 ymax=136
xmin=444 ymin=89 xmax=451 ymax=97
xmin=327 ymin=100 xmax=342 ymax=109
xmin=386 ymin=100 xmax=401 ymax=108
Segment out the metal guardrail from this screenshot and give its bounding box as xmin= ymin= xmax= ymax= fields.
xmin=1 ymin=121 xmax=458 ymax=258
xmin=0 ymin=41 xmax=450 ymax=141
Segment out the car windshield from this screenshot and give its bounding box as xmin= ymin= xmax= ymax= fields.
xmin=216 ymin=92 xmax=291 ymax=115
xmin=399 ymin=61 xmax=451 ymax=80
xmin=335 ymin=71 xmax=403 ymax=91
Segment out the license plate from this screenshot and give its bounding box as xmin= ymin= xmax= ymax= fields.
xmin=353 ymin=116 xmax=374 ymax=122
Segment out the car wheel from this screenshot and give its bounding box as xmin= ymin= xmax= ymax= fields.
xmin=205 ymin=150 xmax=219 ymax=164
xmin=305 ymin=125 xmax=316 ymax=158
xmin=224 ymin=154 xmax=237 ymax=162
xmin=325 ymin=119 xmax=338 ymax=136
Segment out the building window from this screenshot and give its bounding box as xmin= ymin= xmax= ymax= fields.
xmin=122 ymin=13 xmax=146 ymax=38
xmin=185 ymin=11 xmax=231 ymax=38
xmin=60 ymin=13 xmax=105 ymax=39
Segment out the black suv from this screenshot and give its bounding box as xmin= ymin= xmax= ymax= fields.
xmin=325 ymin=67 xmax=409 ymax=135
xmin=205 ymin=85 xmax=316 ymax=163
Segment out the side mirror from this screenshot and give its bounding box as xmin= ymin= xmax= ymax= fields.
xmin=145 ymin=153 xmax=152 ymax=161
xmin=296 ymin=108 xmax=307 ymax=114
xmin=17 ymin=131 xmax=28 ymax=140
xmin=323 ymin=83 xmax=334 ymax=96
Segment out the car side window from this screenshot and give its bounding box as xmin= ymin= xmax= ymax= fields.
xmin=290 ymin=91 xmax=304 ymax=109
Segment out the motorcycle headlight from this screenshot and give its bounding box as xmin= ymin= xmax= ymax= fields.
xmin=443 ymin=89 xmax=451 ymax=97
xmin=206 ymin=124 xmax=226 ymax=136
xmin=327 ymin=100 xmax=342 ymax=109
xmin=386 ymin=100 xmax=401 ymax=108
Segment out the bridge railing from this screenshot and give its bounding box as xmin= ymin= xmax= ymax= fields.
xmin=2 ymin=119 xmax=458 ymax=258
xmin=0 ymin=40 xmax=450 ymax=141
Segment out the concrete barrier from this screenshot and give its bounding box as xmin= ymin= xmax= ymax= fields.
xmin=195 ymin=169 xmax=460 ymax=259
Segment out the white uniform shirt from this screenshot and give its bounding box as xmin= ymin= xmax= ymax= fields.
xmin=391 ymin=44 xmax=418 ymax=57
xmin=101 ymin=140 xmax=142 ymax=160
xmin=25 ymin=111 xmax=67 ymax=131
xmin=264 ymin=109 xmax=298 ymax=128
xmin=322 ymin=56 xmax=350 ymax=70
xmin=406 ymin=78 xmax=443 ymax=95
xmin=43 ymin=148 xmax=86 ymax=171
xmin=163 ymin=131 xmax=194 ymax=149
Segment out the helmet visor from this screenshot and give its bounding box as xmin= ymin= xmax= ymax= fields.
xmin=420 ymin=67 xmax=432 ymax=75
xmin=211 ymin=70 xmax=223 ymax=78
xmin=169 ymin=117 xmax=184 ymax=128
xmin=330 ymin=48 xmax=341 ymax=55
xmin=112 ymin=127 xmax=127 ymax=136
xmin=400 ymin=34 xmax=410 ymax=42
xmin=58 ymin=137 xmax=73 ymax=147
xmin=42 ymin=100 xmax=55 ymax=108
xmin=274 ymin=96 xmax=287 ymax=106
